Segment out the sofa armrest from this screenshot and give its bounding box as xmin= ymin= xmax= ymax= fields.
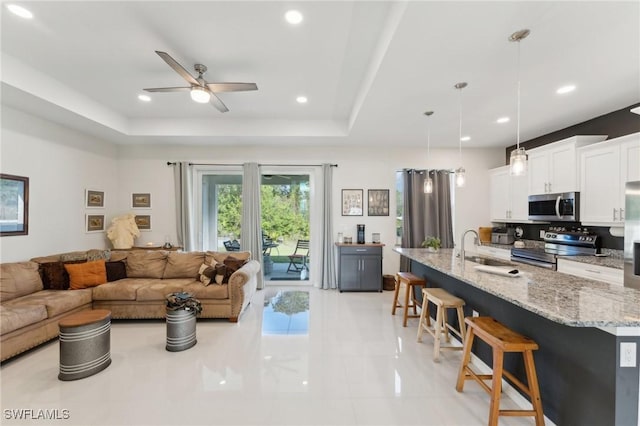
xmin=228 ymin=259 xmax=261 ymax=288
xmin=227 ymin=260 xmax=261 ymax=321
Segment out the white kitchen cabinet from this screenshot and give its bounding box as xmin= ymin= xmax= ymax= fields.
xmin=489 ymin=166 xmax=528 ymax=222
xmin=579 ymin=132 xmax=640 ymax=226
xmin=528 ymin=135 xmax=607 ymax=195
xmin=557 ymin=258 xmax=623 ymax=286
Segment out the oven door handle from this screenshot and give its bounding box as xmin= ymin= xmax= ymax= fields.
xmin=555 ymin=195 xmax=562 ymax=218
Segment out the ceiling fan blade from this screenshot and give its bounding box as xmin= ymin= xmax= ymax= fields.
xmin=155 ymin=51 xmax=199 ymax=86
xmin=206 ymin=82 xmax=258 ymax=92
xmin=209 ymin=91 xmax=229 ymax=113
xmin=143 ymin=86 xmax=191 ymax=92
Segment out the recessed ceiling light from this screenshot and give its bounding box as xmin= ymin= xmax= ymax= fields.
xmin=556 ymin=84 xmax=576 ymax=94
xmin=6 ymin=4 xmax=33 ymax=19
xmin=296 ymin=96 xmax=308 ymax=104
xmin=138 ymin=94 xmax=151 ymax=102
xmin=460 ymin=136 xmax=471 ymax=142
xmin=496 ymin=117 xmax=510 ymax=124
xmin=285 ymin=10 xmax=303 ymax=25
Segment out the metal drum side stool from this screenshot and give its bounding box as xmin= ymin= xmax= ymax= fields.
xmin=166 ymin=309 xmax=197 ymax=352
xmin=58 ymin=309 xmax=111 ymax=381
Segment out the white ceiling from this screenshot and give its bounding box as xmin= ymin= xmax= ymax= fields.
xmin=1 ymin=1 xmax=639 ymax=148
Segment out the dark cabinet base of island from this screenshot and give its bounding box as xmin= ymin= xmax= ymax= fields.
xmin=410 ymin=260 xmax=640 ymax=426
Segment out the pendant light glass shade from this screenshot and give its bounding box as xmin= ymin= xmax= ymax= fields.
xmin=508 ymin=29 xmax=530 ymax=176
xmin=454 ymin=82 xmax=467 ymax=187
xmin=423 ymin=110 xmax=434 ymax=194
xmin=424 ymin=175 xmax=433 ymax=194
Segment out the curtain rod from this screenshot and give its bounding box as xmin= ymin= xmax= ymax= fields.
xmin=167 ymin=162 xmax=337 ymax=167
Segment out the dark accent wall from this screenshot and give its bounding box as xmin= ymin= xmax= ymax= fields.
xmin=505 ymin=103 xmax=640 ymax=162
xmin=501 ymin=103 xmax=639 ymax=250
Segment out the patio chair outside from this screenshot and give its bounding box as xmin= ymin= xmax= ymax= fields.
xmin=224 ymin=240 xmax=240 ymax=251
xmin=287 ymin=239 xmax=309 ymax=273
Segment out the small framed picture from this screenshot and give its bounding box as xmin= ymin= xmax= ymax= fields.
xmin=132 ymin=193 xmax=151 ymax=209
xmin=86 ymin=189 xmax=105 ymax=208
xmin=1 ymin=174 xmax=29 ymax=236
xmin=135 ymin=215 xmax=151 ymax=231
xmin=341 ymin=189 xmax=363 ymax=216
xmin=368 ymin=189 xmax=390 ymax=216
xmin=86 ymin=214 xmax=105 ymax=233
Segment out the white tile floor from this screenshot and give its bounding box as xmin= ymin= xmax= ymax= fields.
xmin=0 ymin=287 xmax=539 ymax=426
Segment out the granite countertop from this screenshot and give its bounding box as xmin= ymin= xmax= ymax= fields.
xmin=394 ymin=247 xmax=640 ymax=327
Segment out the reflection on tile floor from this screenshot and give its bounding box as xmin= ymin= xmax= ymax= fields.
xmin=0 ymin=287 xmax=540 ymax=426
xmin=262 ymin=289 xmax=309 ymax=335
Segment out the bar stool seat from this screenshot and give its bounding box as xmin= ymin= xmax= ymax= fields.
xmin=456 ymin=316 xmax=545 ymax=426
xmin=416 ymin=287 xmax=466 ymax=361
xmin=391 ymin=272 xmax=426 ymax=327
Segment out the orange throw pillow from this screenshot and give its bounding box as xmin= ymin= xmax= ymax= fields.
xmin=64 ymin=259 xmax=107 ymax=290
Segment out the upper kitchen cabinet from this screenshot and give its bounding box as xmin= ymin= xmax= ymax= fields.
xmin=489 ymin=166 xmax=528 ymax=222
xmin=580 ymin=132 xmax=640 ymax=226
xmin=527 ymin=135 xmax=607 ymax=195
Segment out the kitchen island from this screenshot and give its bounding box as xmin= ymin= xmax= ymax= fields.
xmin=395 ymin=247 xmax=640 ymax=426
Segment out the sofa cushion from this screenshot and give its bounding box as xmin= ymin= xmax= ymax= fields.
xmin=135 ymin=279 xmax=196 ymax=301
xmin=0 ymin=262 xmax=43 ymax=302
xmin=182 ymin=282 xmax=229 ymax=299
xmin=91 ymin=278 xmax=154 ymax=301
xmin=163 ymin=252 xmax=204 ymax=279
xmin=106 ymin=261 xmax=127 ymax=282
xmin=40 ymin=262 xmax=70 ymax=290
xmin=126 ymin=251 xmax=168 ymax=279
xmin=206 ymin=251 xmax=251 ymax=265
xmin=4 ymin=289 xmax=92 ymax=318
xmin=64 ymin=260 xmax=107 ymax=290
xmin=223 ymin=257 xmax=247 ymax=283
xmin=0 ymin=304 xmax=48 ymax=334
xmin=109 ymin=251 xmax=130 ymax=262
xmin=198 ymin=263 xmax=225 ymax=286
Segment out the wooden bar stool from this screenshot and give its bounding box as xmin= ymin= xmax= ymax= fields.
xmin=456 ymin=317 xmax=545 ymax=426
xmin=416 ymin=288 xmax=466 ymax=361
xmin=391 ymin=272 xmax=426 ymax=327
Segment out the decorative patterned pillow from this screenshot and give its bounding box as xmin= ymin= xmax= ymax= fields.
xmin=223 ymin=257 xmax=247 ymax=283
xmin=198 ymin=263 xmax=226 ymax=286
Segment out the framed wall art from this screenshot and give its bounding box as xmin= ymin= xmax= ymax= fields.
xmin=85 ymin=214 xmax=105 ymax=233
xmin=135 ymin=215 xmax=151 ymax=231
xmin=368 ymin=189 xmax=390 ymax=216
xmin=341 ymin=189 xmax=363 ymax=216
xmin=132 ymin=193 xmax=151 ymax=209
xmin=85 ymin=189 xmax=105 ymax=208
xmin=0 ymin=174 xmax=29 ymax=236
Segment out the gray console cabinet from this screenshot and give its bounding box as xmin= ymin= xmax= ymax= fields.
xmin=336 ymin=244 xmax=383 ymax=292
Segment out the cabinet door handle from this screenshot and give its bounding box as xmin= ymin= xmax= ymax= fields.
xmin=356 ymin=249 xmax=367 ymax=252
xmin=620 ymin=208 xmax=625 ymax=221
xmin=544 ymin=182 xmax=548 ymax=193
xmin=586 ymin=269 xmax=601 ymax=274
xmin=613 ymin=208 xmax=618 ymax=221
xmin=548 ymin=182 xmax=551 ymax=192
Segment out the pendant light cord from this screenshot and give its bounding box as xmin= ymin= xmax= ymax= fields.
xmin=458 ymin=87 xmax=463 ymax=165
xmin=516 ymin=38 xmax=521 ymax=150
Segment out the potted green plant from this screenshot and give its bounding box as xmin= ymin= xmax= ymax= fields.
xmin=421 ymin=236 xmax=441 ymax=252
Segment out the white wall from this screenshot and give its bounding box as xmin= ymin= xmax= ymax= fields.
xmin=0 ymin=107 xmax=119 ymax=262
xmin=118 ymin=143 xmax=504 ymax=275
xmin=0 ymin=106 xmax=504 ymax=272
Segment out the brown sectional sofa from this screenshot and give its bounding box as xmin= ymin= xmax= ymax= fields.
xmin=0 ymin=249 xmax=260 ymax=362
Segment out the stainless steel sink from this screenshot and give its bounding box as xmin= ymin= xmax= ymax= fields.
xmin=464 ymin=256 xmax=516 ymax=268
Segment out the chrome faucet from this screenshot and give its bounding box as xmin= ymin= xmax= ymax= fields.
xmin=460 ymin=229 xmax=480 ymax=271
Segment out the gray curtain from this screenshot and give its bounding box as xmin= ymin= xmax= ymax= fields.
xmin=241 ymin=162 xmax=264 ymax=290
xmin=173 ymin=161 xmax=196 ymax=251
xmin=401 ymin=169 xmax=453 ymax=270
xmin=319 ymin=164 xmax=337 ymax=289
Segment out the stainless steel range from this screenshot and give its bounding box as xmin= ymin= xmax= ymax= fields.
xmin=511 ymin=229 xmax=602 ymax=270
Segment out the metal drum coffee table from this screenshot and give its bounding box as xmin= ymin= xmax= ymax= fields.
xmin=58 ymin=309 xmax=111 ymax=381
xmin=166 ymin=309 xmax=197 ymax=352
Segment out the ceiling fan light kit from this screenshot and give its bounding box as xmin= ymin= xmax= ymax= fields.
xmin=143 ymin=51 xmax=257 ymax=113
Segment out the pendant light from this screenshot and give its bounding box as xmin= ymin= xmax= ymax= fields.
xmin=423 ymin=111 xmax=434 ymax=194
xmin=454 ymin=82 xmax=467 ymax=187
xmin=509 ymin=29 xmax=530 ymax=176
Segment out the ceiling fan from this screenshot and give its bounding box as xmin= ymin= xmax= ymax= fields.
xmin=143 ymin=51 xmax=258 ymax=113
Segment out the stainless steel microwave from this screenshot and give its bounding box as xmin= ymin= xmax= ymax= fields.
xmin=528 ymin=192 xmax=579 ymax=222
